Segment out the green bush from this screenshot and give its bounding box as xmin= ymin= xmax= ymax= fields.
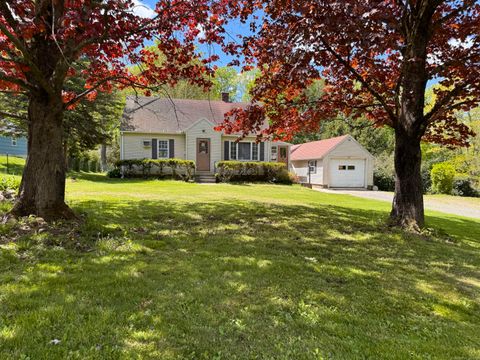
xmin=374 ymin=171 xmax=395 ymax=191
xmin=216 ymin=161 xmax=292 ymax=184
xmin=112 ymin=159 xmax=195 ymax=181
xmin=0 ymin=175 xmax=20 ymax=192
xmin=431 ymin=162 xmax=456 ymax=194
xmin=107 ymin=168 xmax=122 ymax=178
xmin=452 ymin=176 xmax=479 ymax=197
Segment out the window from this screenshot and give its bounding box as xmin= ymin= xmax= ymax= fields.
xmin=230 ymin=141 xmax=237 ymax=160
xmin=308 ymin=160 xmax=317 ymax=174
xmin=238 ymin=142 xmax=251 ymax=160
xmin=198 ymin=140 xmax=209 ymax=154
xmin=280 ymin=147 xmax=287 ymax=158
xmin=252 ymin=143 xmax=259 ymax=161
xmin=271 ymin=146 xmax=278 ymax=161
xmin=158 ymin=140 xmax=169 ymax=158
xmin=347 ymin=165 xmax=355 ymax=170
xmin=11 ymin=137 xmax=17 ymax=147
xmin=143 ymin=139 xmax=151 ymax=147
xmin=338 ymin=165 xmax=347 ymax=170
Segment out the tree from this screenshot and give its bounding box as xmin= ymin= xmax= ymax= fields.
xmin=0 ymin=62 xmax=124 ymax=165
xmin=220 ymin=0 xmax=480 ymax=230
xmin=0 ymin=0 xmax=221 ymax=220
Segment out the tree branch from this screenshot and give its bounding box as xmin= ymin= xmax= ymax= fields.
xmin=318 ymin=37 xmax=397 ymax=125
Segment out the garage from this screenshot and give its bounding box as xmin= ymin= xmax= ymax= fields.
xmin=329 ymin=159 xmax=366 ymax=188
xmin=290 ymin=135 xmax=375 ymax=188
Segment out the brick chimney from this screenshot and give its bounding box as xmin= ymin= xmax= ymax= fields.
xmin=221 ymin=92 xmax=230 ymax=103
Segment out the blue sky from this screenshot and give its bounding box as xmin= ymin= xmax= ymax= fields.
xmin=138 ymin=0 xmax=251 ymax=68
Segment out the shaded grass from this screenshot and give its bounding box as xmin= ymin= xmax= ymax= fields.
xmin=0 ymin=178 xmax=479 ymax=359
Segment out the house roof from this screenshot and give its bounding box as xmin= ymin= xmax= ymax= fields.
xmin=121 ymin=96 xmax=253 ymax=133
xmin=290 ymin=135 xmax=350 ymax=161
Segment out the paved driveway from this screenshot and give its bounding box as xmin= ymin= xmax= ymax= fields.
xmin=314 ymin=188 xmax=480 ymax=219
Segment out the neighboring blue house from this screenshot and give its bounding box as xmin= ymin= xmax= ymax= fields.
xmin=0 ymin=136 xmax=28 ymax=157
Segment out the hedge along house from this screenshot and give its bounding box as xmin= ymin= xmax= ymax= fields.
xmin=120 ymin=95 xmax=291 ymax=176
xmin=290 ymin=135 xmax=375 ymax=189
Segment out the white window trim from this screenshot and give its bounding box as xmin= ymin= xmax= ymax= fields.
xmin=158 ymin=139 xmax=169 ymax=159
xmin=308 ymin=160 xmax=317 ymax=174
xmin=271 ymin=145 xmax=278 ymax=161
xmin=230 ymin=141 xmax=261 ymax=162
xmin=11 ymin=137 xmax=17 ymax=147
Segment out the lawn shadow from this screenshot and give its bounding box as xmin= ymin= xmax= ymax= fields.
xmin=0 ymin=198 xmax=479 ymax=359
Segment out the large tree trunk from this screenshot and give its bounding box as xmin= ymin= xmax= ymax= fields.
xmin=390 ymin=128 xmax=424 ymax=230
xmin=10 ymin=96 xmax=76 ymax=221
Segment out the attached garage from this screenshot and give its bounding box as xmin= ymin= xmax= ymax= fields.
xmin=290 ymin=135 xmax=374 ymax=189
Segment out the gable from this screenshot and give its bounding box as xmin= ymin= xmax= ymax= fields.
xmin=327 ymin=136 xmax=373 ymax=159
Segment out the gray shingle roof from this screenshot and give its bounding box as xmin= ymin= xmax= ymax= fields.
xmin=121 ymin=96 xmax=251 ymax=133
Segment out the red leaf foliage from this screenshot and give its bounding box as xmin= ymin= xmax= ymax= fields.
xmin=218 ymin=1 xmax=479 ymax=147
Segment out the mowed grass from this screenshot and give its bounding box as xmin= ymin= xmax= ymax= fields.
xmin=0 ymin=173 xmax=480 ymax=359
xmin=0 ymin=155 xmax=26 ymax=176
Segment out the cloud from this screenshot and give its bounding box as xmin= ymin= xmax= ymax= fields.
xmin=132 ymin=0 xmax=156 ymax=18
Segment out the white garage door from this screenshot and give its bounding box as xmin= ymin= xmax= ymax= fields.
xmin=329 ymin=159 xmax=366 ymax=188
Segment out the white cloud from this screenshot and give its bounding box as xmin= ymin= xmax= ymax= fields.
xmin=132 ymin=0 xmax=156 ymax=18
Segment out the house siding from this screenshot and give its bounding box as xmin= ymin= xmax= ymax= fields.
xmin=0 ymin=136 xmax=28 ymax=157
xmin=185 ymin=119 xmax=222 ymax=172
xmin=291 ymin=159 xmax=324 ymax=184
xmin=121 ymin=133 xmax=186 ymax=160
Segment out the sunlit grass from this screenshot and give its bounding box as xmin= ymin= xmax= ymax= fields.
xmin=0 ymin=174 xmax=479 ymax=359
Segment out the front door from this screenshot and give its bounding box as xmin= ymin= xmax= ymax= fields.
xmin=196 ymin=138 xmax=211 ymax=171
xmin=278 ymin=146 xmax=288 ymax=165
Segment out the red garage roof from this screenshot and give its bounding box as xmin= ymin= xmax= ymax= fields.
xmin=290 ymin=135 xmax=349 ymax=161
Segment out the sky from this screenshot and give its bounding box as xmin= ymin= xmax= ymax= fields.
xmin=135 ymin=0 xmax=252 ymax=69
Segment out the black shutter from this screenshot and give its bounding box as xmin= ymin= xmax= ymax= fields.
xmin=169 ymin=139 xmax=175 ymax=158
xmin=224 ymin=141 xmax=230 ymax=160
xmin=260 ymin=142 xmax=265 ymax=161
xmin=152 ymin=139 xmax=158 ymax=159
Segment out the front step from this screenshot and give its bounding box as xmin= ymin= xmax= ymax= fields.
xmin=196 ymin=173 xmax=217 ymax=183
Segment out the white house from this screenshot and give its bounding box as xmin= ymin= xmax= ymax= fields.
xmin=290 ymin=135 xmax=375 ymax=188
xmin=120 ymin=95 xmax=291 ymax=177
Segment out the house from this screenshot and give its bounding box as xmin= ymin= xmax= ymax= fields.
xmin=120 ymin=95 xmax=291 ymax=174
xmin=290 ymin=135 xmax=374 ymax=188
xmin=0 ymin=135 xmax=28 ymax=157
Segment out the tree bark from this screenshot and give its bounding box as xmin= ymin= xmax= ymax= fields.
xmin=10 ymin=95 xmax=76 ymax=221
xmin=390 ymin=128 xmax=424 ymax=230
xmin=100 ymin=143 xmax=108 ymax=172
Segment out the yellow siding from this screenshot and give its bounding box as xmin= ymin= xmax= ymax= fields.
xmin=122 ymin=133 xmax=186 ymax=160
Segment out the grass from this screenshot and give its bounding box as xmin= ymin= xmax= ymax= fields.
xmin=0 ymin=173 xmax=480 ymax=358
xmin=0 ymin=155 xmax=26 ymax=176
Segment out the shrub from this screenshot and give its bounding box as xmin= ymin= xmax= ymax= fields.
xmin=216 ymin=161 xmax=292 ymax=184
xmin=113 ymin=159 xmax=195 ymax=181
xmin=107 ymin=168 xmax=122 ymax=178
xmin=431 ymin=162 xmax=456 ymax=194
xmin=374 ymin=171 xmax=395 ymax=191
xmin=452 ymin=176 xmax=479 ymax=197
xmin=0 ymin=175 xmax=20 ymax=192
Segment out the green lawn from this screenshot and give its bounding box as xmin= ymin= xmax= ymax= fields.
xmin=1 ymin=174 xmax=480 ymax=359
xmin=0 ymin=155 xmax=26 ymax=176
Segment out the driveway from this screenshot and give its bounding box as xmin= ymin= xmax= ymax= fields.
xmin=314 ymin=188 xmax=480 ymax=219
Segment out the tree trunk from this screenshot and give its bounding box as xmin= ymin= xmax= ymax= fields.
xmin=100 ymin=143 xmax=108 ymax=172
xmin=390 ymin=128 xmax=424 ymax=230
xmin=10 ymin=96 xmax=76 ymax=221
